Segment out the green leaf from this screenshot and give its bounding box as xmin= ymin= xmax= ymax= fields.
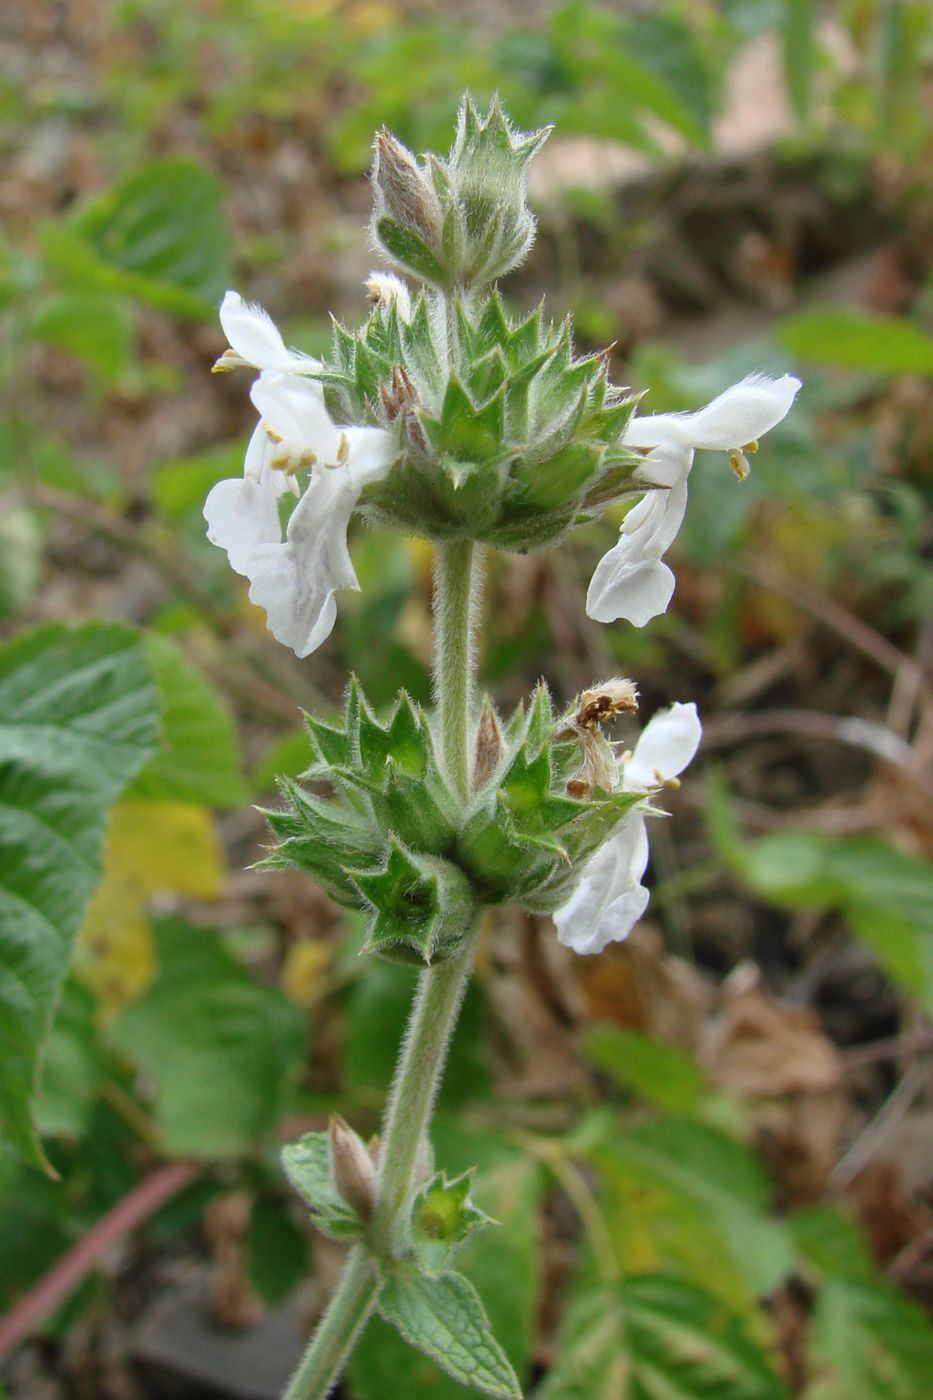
xmin=151 ymin=442 xmax=245 ymax=517
xmin=590 ymin=1118 xmax=794 ymax=1305
xmin=721 ymin=828 xmax=933 ymax=1013
xmin=248 ymin=1195 xmax=309 ymax=1304
xmin=30 ymin=290 xmax=134 ymax=381
xmin=128 ymin=634 xmax=247 ymax=807
xmin=0 ymin=508 xmax=43 ymax=620
xmin=808 ymin=1277 xmax=933 ymax=1399
xmin=788 ymin=1206 xmax=875 ymax=1284
xmin=584 ymin=1025 xmax=709 ymax=1116
xmin=538 ymin=1274 xmax=786 ymax=1400
xmin=378 ymin=1270 xmax=521 ymax=1399
xmin=33 ymin=979 xmax=101 ymax=1139
xmin=375 ymin=217 xmax=447 ymax=287
xmin=776 ymin=309 xmax=933 ymax=376
xmin=411 ymin=1169 xmax=496 ymax=1275
xmin=281 ymin=1130 xmax=364 ymax=1241
xmin=781 ymin=0 xmax=816 ymax=122
xmin=350 ymin=1149 xmax=541 ymax=1400
xmin=109 ymin=917 xmax=304 ymax=1156
xmin=0 ymin=622 xmax=159 ymax=1166
xmin=44 ymin=158 xmax=231 ymax=320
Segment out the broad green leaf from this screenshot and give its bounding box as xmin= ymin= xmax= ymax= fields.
xmin=807 ymin=1277 xmax=933 ymax=1399
xmin=281 ymin=1131 xmax=364 ymax=1241
xmin=44 ymin=158 xmax=231 ymax=320
xmin=109 ymin=917 xmax=304 ymax=1156
xmin=378 ymin=1270 xmax=521 ymax=1399
xmin=721 ymin=827 xmax=933 ymax=1013
xmin=788 ymin=1206 xmax=875 ymax=1283
xmin=776 ymin=310 xmax=933 ymax=376
xmin=590 ymin=1118 xmax=793 ymax=1305
xmin=538 ymin=1274 xmax=786 ymax=1400
xmin=31 ymin=290 xmax=134 ymax=380
xmin=0 ymin=622 xmax=159 ymax=1166
xmin=584 ymin=1025 xmax=708 ymax=1116
xmin=128 ymin=635 xmax=247 ymax=807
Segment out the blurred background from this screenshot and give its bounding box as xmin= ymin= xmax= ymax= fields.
xmin=1 ymin=1 xmax=932 ymax=1396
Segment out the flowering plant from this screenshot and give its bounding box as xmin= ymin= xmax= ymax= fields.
xmin=205 ymin=98 xmax=799 ymax=1399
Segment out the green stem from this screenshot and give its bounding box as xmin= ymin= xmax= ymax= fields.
xmin=433 ymin=538 xmax=479 ymax=800
xmin=284 ymin=1247 xmax=379 ymax=1400
xmin=285 ymin=538 xmax=482 ymax=1398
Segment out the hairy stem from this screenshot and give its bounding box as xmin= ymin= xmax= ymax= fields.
xmin=285 ymin=538 xmax=482 ymax=1398
xmin=433 ymin=538 xmax=480 ymax=800
xmin=284 ymin=1247 xmax=380 ymax=1400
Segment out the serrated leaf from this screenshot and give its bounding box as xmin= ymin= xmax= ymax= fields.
xmin=412 ymin=1169 xmax=496 ymax=1275
xmin=281 ymin=1130 xmax=364 ymax=1241
xmin=0 ymin=622 xmax=159 ymax=1166
xmin=538 ymin=1274 xmax=785 ymax=1400
xmin=128 ymin=635 xmax=247 ymax=807
xmin=807 ymin=1277 xmax=933 ymax=1399
xmin=378 ymin=1270 xmax=521 ymax=1399
xmin=109 ymin=916 xmax=304 ymax=1156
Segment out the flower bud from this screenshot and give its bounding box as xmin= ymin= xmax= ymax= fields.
xmin=371 ymin=131 xmax=447 ymax=287
xmin=328 ymin=1114 xmax=376 ymax=1221
xmin=472 ymin=700 xmax=504 ymax=792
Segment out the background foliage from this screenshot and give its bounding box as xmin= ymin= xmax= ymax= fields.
xmin=1 ymin=1 xmax=932 ymax=1397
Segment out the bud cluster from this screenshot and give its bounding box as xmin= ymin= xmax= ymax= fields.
xmin=262 ymin=679 xmax=642 ymax=967
xmin=371 ymin=96 xmax=548 ymax=292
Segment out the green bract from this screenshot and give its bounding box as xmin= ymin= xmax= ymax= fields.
xmin=320 ymin=290 xmax=641 ymax=552
xmin=262 ymin=680 xmax=642 ymax=967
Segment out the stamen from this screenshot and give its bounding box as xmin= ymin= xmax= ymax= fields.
xmin=654 ymin=769 xmax=681 ymax=790
xmin=729 ymin=449 xmax=750 ymax=482
xmin=337 ymin=432 xmax=350 ymax=466
xmin=264 ymin=423 xmax=284 ymax=444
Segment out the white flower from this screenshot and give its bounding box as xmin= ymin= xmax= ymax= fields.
xmin=587 ymin=373 xmax=801 ymax=628
xmin=212 ymin=289 xmax=321 ymax=375
xmin=554 ymin=701 xmax=701 ymax=955
xmin=205 ymin=370 xmax=396 ymax=657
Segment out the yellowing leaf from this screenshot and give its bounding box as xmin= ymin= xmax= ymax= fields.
xmin=78 ymin=800 xmax=223 ymax=1017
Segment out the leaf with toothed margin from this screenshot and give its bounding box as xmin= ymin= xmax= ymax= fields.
xmin=378 ymin=1268 xmax=521 ymax=1400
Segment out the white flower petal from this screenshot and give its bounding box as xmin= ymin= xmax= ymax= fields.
xmin=219 ymin=290 xmax=319 ymax=373
xmin=623 ymin=701 xmax=702 ymax=792
xmin=204 ymin=471 xmax=281 ymax=576
xmin=251 ymin=372 xmax=339 ymax=463
xmin=586 ymin=554 xmax=676 ymax=628
xmin=554 ymin=815 xmax=650 ymax=955
xmin=243 ymin=467 xmax=363 ymax=657
xmin=585 ymin=445 xmax=689 ymax=626
xmin=624 ymin=373 xmax=801 ymax=451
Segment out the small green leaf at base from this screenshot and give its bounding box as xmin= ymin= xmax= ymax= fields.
xmin=378 ymin=1269 xmax=521 ymax=1399
xmin=281 ymin=1130 xmax=365 ymax=1241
